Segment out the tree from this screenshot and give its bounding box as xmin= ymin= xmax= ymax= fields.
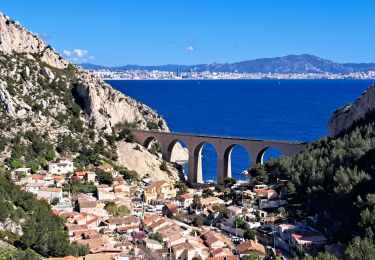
xmin=224 ymin=177 xmax=236 ymax=187
xmin=159 ymin=161 xmax=171 ymax=173
xmin=344 ymin=237 xmax=375 ymax=260
xmin=215 ymin=185 xmax=225 ymax=193
xmin=241 ymin=253 xmax=261 ymax=260
xmin=176 ymin=182 xmax=189 ymax=196
xmin=202 ymin=188 xmax=214 ymax=197
xmin=105 ymin=202 xmax=131 ymax=217
xmin=120 ymin=168 xmax=139 ymax=182
xmin=233 ymin=216 xmax=246 ymax=229
xmin=244 ymin=228 xmax=256 ymax=240
xmin=96 ymin=170 xmax=113 ymax=185
xmin=305 ymin=252 xmax=338 ymax=260
xmin=192 ymin=195 xmax=202 ymax=210
xmin=51 ymin=197 xmax=60 ymax=205
xmin=295 ymin=244 xmax=305 ymax=258
xmin=9 ymin=158 xmax=22 ymax=169
xmin=16 ymin=248 xmax=41 ymax=260
xmin=44 ymin=149 xmax=56 ymax=161
xmin=248 ymin=164 xmax=268 ymax=183
xmin=192 ymin=217 xmax=203 ymax=228
xmin=212 ymin=204 xmax=227 ymax=215
xmin=27 ymin=161 xmax=39 ymax=174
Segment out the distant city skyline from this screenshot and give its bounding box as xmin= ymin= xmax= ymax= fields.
xmin=1 ymin=0 xmax=375 ymax=66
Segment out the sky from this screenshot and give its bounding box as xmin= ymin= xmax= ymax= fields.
xmin=1 ymin=0 xmax=375 ymax=66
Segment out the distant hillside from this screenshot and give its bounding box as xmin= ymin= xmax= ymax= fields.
xmin=80 ymin=54 xmax=375 ymax=74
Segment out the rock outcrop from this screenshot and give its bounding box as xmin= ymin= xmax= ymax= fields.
xmin=328 ymin=85 xmax=375 ymax=137
xmin=117 ymin=141 xmax=180 ymax=182
xmin=74 ymin=70 xmax=168 ymax=133
xmin=0 ymin=12 xmax=184 ymax=182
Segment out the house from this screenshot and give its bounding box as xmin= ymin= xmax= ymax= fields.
xmin=66 ymin=224 xmax=89 ymax=236
xmin=86 ymin=172 xmax=96 ymax=182
xmin=113 ymin=175 xmax=125 ymax=184
xmin=142 ymin=214 xmax=172 ymax=233
xmin=201 ymin=231 xmax=227 ymax=249
xmin=144 ymin=238 xmax=163 ymax=250
xmin=67 ymin=213 xmax=101 ymax=229
xmin=172 ymin=242 xmax=196 ymax=260
xmin=201 ymin=196 xmax=225 ymax=207
xmin=177 ymin=193 xmax=194 ymax=208
xmin=74 ymin=171 xmax=86 ymax=180
xmin=113 ymin=183 xmax=130 ymax=194
xmin=103 ymin=216 xmax=138 ymax=231
xmin=255 ymin=209 xmax=267 ymax=219
xmin=144 ymin=181 xmax=176 ymax=203
xmin=242 ymin=190 xmax=256 ymax=199
xmin=14 ymin=167 xmax=31 ymax=177
xmin=49 ymin=157 xmax=74 ymax=175
xmin=30 ymin=174 xmax=48 ymax=183
xmin=210 ymin=248 xmax=235 ymax=258
xmin=97 ymin=189 xmax=115 ymax=201
xmin=259 ymin=199 xmax=287 ymax=209
xmin=227 ymin=206 xmax=242 ymax=219
xmin=254 ymin=189 xmax=278 ymax=200
xmin=25 ymin=183 xmax=46 ymax=193
xmin=96 ymin=184 xmax=111 ymax=192
xmin=276 ymin=223 xmax=300 ymax=241
xmin=237 ymin=240 xmax=266 ymax=259
xmin=97 ymin=164 xmax=114 ymax=172
xmin=162 ymin=203 xmax=178 ymax=217
xmin=78 ymin=199 xmax=105 ymax=215
xmin=37 ymin=187 xmax=63 ymax=202
xmin=290 ymin=231 xmax=328 ymax=248
xmin=48 ymin=256 xmax=78 ymax=260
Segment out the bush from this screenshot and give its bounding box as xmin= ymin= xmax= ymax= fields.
xmin=148 ymin=232 xmax=163 ymax=243
xmin=96 ymin=170 xmax=113 ymax=185
xmin=223 ymin=177 xmax=236 ymax=187
xmin=120 ymin=168 xmax=139 ymax=182
xmin=105 ymin=202 xmax=131 ymax=217
xmin=0 ymin=171 xmax=87 ymax=257
xmin=160 ymin=162 xmax=170 ymax=173
xmin=146 ymin=121 xmax=159 ymax=130
xmin=192 ymin=217 xmax=203 ymax=228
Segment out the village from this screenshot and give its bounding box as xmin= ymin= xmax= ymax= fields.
xmin=11 ymin=157 xmax=345 ymax=260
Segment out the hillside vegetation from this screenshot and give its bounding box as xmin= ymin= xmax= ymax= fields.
xmin=251 ymin=99 xmax=375 ymax=258
xmin=0 ymin=171 xmax=88 ymax=257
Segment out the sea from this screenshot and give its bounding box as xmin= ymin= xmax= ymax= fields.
xmin=107 ymin=79 xmax=374 ymax=181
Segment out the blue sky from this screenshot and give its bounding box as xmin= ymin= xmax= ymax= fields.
xmin=1 ymin=0 xmax=375 ymax=66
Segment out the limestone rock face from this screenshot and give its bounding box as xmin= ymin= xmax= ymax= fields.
xmin=0 ymin=13 xmax=67 ymax=69
xmin=0 ymin=80 xmax=16 ymax=116
xmin=74 ymin=69 xmax=169 ymax=133
xmin=117 ymin=141 xmax=180 ymax=182
xmin=41 ymin=66 xmax=55 ymax=80
xmin=328 ymin=85 xmax=375 ymax=137
xmin=0 ymin=12 xmax=188 ymax=183
xmin=0 ymin=218 xmax=23 ymax=236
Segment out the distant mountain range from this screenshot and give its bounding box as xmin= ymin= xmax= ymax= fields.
xmin=80 ymin=54 xmax=375 ymax=74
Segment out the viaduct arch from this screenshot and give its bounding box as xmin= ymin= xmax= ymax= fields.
xmin=131 ymin=130 xmax=307 ymax=185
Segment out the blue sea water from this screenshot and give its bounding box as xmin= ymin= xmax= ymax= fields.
xmin=107 ymin=79 xmax=374 ymax=181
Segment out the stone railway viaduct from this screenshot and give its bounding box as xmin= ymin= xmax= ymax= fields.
xmin=131 ymin=130 xmax=307 ymax=185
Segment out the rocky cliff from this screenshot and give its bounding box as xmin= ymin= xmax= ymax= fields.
xmin=328 ymin=84 xmax=375 ymax=137
xmin=0 ymin=13 xmax=181 ymax=181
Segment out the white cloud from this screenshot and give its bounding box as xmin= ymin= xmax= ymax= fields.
xmin=62 ymin=49 xmax=94 ymax=62
xmin=186 ymin=45 xmax=195 ymax=52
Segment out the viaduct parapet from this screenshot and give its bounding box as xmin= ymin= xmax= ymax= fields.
xmin=131 ymin=130 xmax=307 ymax=185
